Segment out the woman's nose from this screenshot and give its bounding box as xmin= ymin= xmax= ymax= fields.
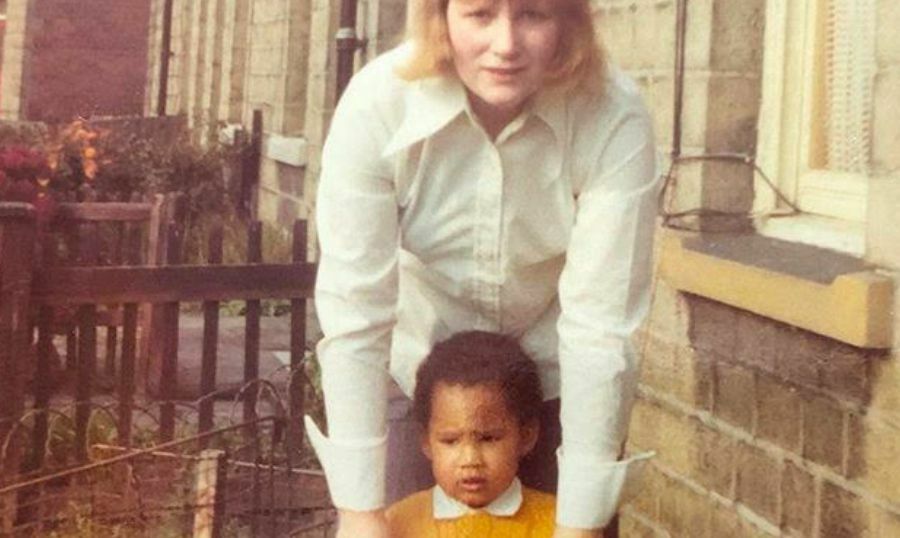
xmin=490 ymin=16 xmax=520 ymax=58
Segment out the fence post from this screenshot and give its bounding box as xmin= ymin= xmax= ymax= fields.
xmin=0 ymin=203 xmax=37 ymax=533
xmin=192 ymin=449 xmax=227 ymax=538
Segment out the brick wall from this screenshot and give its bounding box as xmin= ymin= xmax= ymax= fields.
xmin=21 ymin=0 xmax=152 ymax=122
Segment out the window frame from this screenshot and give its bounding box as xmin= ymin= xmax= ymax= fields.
xmin=755 ymin=0 xmax=871 ymax=225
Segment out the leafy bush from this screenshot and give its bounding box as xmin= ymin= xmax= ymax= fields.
xmin=1 ymin=118 xmax=246 ymax=232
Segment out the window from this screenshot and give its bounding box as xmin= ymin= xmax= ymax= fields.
xmin=755 ymin=0 xmax=877 ymax=254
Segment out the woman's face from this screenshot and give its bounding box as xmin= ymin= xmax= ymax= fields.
xmin=446 ymin=0 xmax=561 ymax=129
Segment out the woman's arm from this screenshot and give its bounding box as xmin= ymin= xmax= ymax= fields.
xmin=554 ymin=105 xmax=660 ymax=530
xmin=308 ymin=66 xmax=399 ymax=520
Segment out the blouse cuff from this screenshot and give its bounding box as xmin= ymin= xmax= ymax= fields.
xmin=555 ymin=449 xmax=655 ymax=529
xmin=304 ymin=416 xmax=388 ymax=511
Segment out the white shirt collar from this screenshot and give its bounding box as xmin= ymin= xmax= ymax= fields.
xmin=432 ymin=477 xmax=524 ymax=520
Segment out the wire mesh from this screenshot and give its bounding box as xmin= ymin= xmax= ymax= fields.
xmin=0 ymin=361 xmax=335 ymax=538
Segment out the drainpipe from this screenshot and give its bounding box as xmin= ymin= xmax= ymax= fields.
xmin=156 ymin=0 xmax=175 ymax=116
xmin=335 ymin=0 xmax=363 ymax=101
xmin=672 ymin=0 xmax=688 ymax=160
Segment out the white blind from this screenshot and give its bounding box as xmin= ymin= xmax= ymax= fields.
xmin=824 ymin=0 xmax=876 ymax=174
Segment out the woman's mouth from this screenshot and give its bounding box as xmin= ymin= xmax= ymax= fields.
xmin=484 ymin=67 xmax=524 ymax=77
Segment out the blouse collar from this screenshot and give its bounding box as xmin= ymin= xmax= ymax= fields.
xmin=431 ymin=478 xmax=524 ymax=520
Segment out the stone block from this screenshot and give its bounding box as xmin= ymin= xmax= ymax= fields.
xmin=876 ymin=0 xmax=900 ymax=65
xmin=658 ymin=475 xmax=711 ymax=538
xmin=664 ymin=157 xmax=706 ymax=217
xmin=709 ymin=504 xmax=741 ymax=537
xmin=624 ymin=463 xmax=665 ymax=520
xmin=735 ymin=442 xmax=781 ymax=525
xmin=687 ymin=295 xmax=737 ymax=359
xmin=872 ymin=70 xmax=900 ymax=172
xmin=856 ymin=415 xmax=900 ymax=503
xmin=755 ymin=373 xmax=802 ymax=453
xmin=817 ymin=341 xmax=873 ymax=404
xmin=819 ymin=481 xmax=868 ymax=538
xmin=867 ymin=179 xmax=900 ymax=270
xmin=644 ymin=280 xmax=690 ymax=344
xmin=628 ymin=398 xmax=699 ymax=477
xmin=870 ymin=344 xmax=900 ymax=418
xmin=640 ymin=335 xmax=712 ymax=410
xmin=684 ymin=0 xmax=713 ymax=69
xmin=700 ymin=158 xmax=756 ymax=219
xmin=705 ymin=74 xmax=761 ymax=155
xmin=694 ymin=424 xmax=736 ymax=498
xmin=713 ymin=361 xmax=755 ymax=431
xmin=801 ymin=393 xmax=845 ymax=473
xmin=680 ymin=76 xmax=712 ymax=151
xmin=776 ymin=326 xmax=824 ymax=389
xmin=644 ymin=74 xmax=675 ymax=153
xmin=633 ymin=1 xmax=676 ymax=70
xmin=846 ymin=411 xmax=866 ymax=479
xmin=709 ymin=0 xmax=765 ymax=72
xmin=598 ymin=8 xmax=636 ymax=69
xmin=781 ymin=461 xmax=815 ymax=536
xmin=618 ymin=513 xmax=658 ymax=538
xmin=870 ymin=506 xmax=900 ymax=537
xmin=734 ymin=309 xmax=780 ymax=374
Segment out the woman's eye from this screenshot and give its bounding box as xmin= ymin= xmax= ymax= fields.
xmin=466 ymin=9 xmax=492 ymax=19
xmin=439 ymin=437 xmax=459 ymax=445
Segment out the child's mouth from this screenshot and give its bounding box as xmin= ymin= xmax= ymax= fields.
xmin=460 ymin=477 xmax=487 ymax=491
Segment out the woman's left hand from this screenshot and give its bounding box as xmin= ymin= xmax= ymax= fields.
xmin=553 ymin=525 xmax=600 ymax=538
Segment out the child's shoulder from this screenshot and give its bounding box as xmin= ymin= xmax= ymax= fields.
xmin=386 ymin=489 xmax=434 ymax=536
xmin=521 ymin=487 xmax=556 ymax=510
xmin=520 ymin=487 xmax=556 ymax=529
xmin=386 ymin=489 xmax=432 ymax=519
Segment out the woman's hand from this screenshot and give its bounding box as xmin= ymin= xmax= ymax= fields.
xmin=553 ymin=525 xmax=601 ymax=538
xmin=336 ymin=509 xmax=390 ymax=538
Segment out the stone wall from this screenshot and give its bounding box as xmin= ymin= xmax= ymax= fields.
xmin=624 ymin=286 xmax=900 ymax=536
xmin=0 ymin=0 xmax=151 ymax=122
xmin=596 ymin=0 xmax=900 ymax=536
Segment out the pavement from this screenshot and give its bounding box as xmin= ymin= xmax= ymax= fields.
xmin=171 ymin=311 xmax=319 ymax=401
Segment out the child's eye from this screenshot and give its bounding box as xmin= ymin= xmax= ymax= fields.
xmin=477 ymin=433 xmax=501 ymax=443
xmin=521 ymin=9 xmax=549 ymax=20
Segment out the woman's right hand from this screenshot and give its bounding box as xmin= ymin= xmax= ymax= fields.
xmin=336 ymin=509 xmax=390 ymax=538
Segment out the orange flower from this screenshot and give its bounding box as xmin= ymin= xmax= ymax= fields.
xmin=83 ymin=159 xmax=99 ymax=180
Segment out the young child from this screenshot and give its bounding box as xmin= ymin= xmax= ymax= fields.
xmin=386 ymin=331 xmax=555 ymax=537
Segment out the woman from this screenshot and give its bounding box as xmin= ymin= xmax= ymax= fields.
xmin=305 ymin=0 xmax=660 ymax=535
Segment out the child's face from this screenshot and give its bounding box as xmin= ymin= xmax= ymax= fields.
xmin=421 ymin=381 xmax=538 ymax=508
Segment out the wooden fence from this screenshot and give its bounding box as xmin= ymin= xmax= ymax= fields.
xmin=0 ymin=200 xmax=318 ymax=535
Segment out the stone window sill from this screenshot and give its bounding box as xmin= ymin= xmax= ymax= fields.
xmin=659 ymin=231 xmax=893 ymax=349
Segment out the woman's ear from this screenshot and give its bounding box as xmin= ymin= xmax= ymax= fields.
xmin=518 ymin=420 xmax=540 ymax=457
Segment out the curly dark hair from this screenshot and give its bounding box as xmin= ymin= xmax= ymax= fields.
xmin=413 ymin=331 xmax=543 ymax=428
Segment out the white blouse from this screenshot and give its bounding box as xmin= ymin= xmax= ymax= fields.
xmin=306 ymin=44 xmax=660 ymax=529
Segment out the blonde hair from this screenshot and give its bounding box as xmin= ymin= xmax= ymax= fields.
xmin=397 ymin=0 xmax=607 ymax=94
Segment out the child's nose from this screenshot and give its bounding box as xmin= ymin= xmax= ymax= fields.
xmin=460 ymin=442 xmax=484 ymax=466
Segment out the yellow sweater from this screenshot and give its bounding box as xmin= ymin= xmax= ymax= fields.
xmin=386 ymin=487 xmax=556 ymax=538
